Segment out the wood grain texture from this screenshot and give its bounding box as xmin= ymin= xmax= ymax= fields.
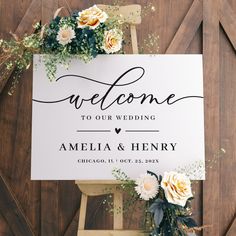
xmin=40 ymin=1 xmax=61 ymax=236
xmin=203 ymin=0 xmax=220 ymax=235
xmin=41 ymin=181 xmax=59 ymax=236
xmin=64 ymin=208 xmax=80 ymax=236
xmin=226 ymin=216 xmax=236 ymax=236
xmin=0 ymin=213 xmax=13 ymax=236
xmin=219 ymin=12 xmax=236 ymax=235
xmin=166 ymin=0 xmax=203 ymax=53
xmin=98 ymin=4 xmax=141 ymax=25
xmin=59 ymin=181 xmax=80 ymax=235
xmin=157 ymin=0 xmax=194 ymax=53
xmin=9 ymin=67 xmax=40 ymax=236
xmin=220 ymin=0 xmax=236 ymax=50
xmin=164 ymin=3 xmax=203 ymax=231
xmin=15 ymin=0 xmax=41 ymax=37
xmin=42 ymin=0 xmax=59 ymax=24
xmin=0 ymin=1 xmax=41 ymax=236
xmin=0 ymin=172 xmax=34 ymax=236
xmin=0 ymin=67 xmax=15 ymax=94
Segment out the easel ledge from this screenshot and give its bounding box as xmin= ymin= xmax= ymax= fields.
xmin=75 ymin=180 xmax=123 ymax=195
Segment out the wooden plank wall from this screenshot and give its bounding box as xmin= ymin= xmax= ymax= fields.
xmin=220 ymin=1 xmax=236 ymax=235
xmin=0 ymin=0 xmax=235 ymax=235
xmin=202 ymin=0 xmax=220 ymax=235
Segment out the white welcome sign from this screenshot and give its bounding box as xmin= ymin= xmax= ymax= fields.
xmin=31 ymin=55 xmax=205 ymax=180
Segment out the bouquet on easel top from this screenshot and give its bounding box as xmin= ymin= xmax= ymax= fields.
xmin=0 ymin=5 xmax=124 ymax=94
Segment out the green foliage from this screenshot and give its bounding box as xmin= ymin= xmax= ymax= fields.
xmin=112 ymin=168 xmax=198 ymax=236
xmin=0 ymin=33 xmax=42 ymax=94
xmin=41 ymin=11 xmax=122 ymax=80
xmin=0 ymin=6 xmax=124 ymax=88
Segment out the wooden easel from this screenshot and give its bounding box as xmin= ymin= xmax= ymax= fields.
xmin=75 ymin=4 xmax=148 ymax=236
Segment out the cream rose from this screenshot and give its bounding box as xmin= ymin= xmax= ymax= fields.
xmin=102 ymin=29 xmax=123 ymax=54
xmin=56 ymin=26 xmax=75 ymax=46
xmin=161 ymin=171 xmax=193 ymax=207
xmin=77 ymin=5 xmax=108 ymax=29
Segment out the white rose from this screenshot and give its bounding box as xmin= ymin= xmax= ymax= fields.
xmin=161 ymin=171 xmax=193 ymax=207
xmin=102 ymin=29 xmax=123 ymax=54
xmin=135 ymin=173 xmax=159 ymax=201
xmin=77 ymin=5 xmax=108 ymax=29
xmin=57 ymin=26 xmax=75 ymax=46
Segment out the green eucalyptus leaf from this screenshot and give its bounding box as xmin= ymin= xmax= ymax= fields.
xmin=154 ymin=208 xmax=164 ymax=226
xmin=178 ymin=216 xmax=198 ymax=228
xmin=149 ymin=199 xmax=165 ymax=226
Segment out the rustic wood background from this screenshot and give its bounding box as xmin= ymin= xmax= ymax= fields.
xmin=0 ymin=0 xmax=235 ymax=235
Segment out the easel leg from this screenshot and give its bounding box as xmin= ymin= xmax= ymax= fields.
xmin=113 ymin=191 xmax=123 ymax=230
xmin=79 ymin=193 xmax=88 ymax=230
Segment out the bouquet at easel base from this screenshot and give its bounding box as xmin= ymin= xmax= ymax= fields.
xmin=112 ymin=169 xmax=200 ymax=236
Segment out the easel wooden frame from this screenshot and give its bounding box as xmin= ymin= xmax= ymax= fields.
xmin=75 ymin=4 xmax=149 ymax=236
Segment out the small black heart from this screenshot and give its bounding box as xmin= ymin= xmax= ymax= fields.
xmin=115 ymin=128 xmax=121 ymax=134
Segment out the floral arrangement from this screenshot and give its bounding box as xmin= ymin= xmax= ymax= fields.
xmin=0 ymin=5 xmax=124 ymax=93
xmin=112 ymin=169 xmax=200 ymax=236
